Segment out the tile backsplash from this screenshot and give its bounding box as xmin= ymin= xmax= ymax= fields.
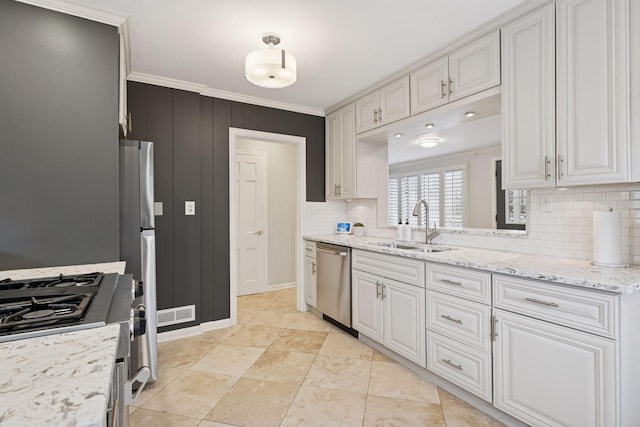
xmin=306 ymin=183 xmax=640 ymax=266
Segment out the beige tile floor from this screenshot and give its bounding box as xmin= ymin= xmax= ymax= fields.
xmin=129 ymin=288 xmax=504 ymax=427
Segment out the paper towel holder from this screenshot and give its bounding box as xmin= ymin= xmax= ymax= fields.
xmin=591 ymin=207 xmax=629 ymax=268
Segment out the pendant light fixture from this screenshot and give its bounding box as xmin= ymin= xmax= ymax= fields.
xmin=245 ymin=33 xmax=297 ymax=89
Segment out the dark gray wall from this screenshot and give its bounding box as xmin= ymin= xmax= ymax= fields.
xmin=0 ymin=1 xmax=119 ymax=269
xmin=127 ymin=81 xmax=325 ymax=327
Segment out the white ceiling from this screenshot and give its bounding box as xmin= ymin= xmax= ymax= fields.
xmin=69 ymin=0 xmax=524 ymax=112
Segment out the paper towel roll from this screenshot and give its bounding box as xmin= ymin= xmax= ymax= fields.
xmin=592 ymin=209 xmax=627 ymax=267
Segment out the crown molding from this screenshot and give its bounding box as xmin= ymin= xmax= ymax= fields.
xmin=15 ymin=0 xmax=127 ymax=26
xmin=128 ymin=72 xmax=325 ymax=117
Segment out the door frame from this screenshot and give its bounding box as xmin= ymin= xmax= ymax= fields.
xmin=235 ymin=149 xmax=268 ymax=296
xmin=229 ymin=128 xmax=307 ymax=326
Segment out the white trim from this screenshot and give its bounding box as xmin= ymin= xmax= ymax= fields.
xmin=268 ymin=282 xmax=297 ymax=292
xmin=157 ymin=318 xmax=232 ymax=343
xmin=229 ymin=128 xmax=308 ymax=325
xmin=128 ymin=72 xmax=325 ymax=117
xmin=15 ymin=0 xmax=127 ymax=26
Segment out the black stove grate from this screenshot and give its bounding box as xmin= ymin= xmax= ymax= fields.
xmin=0 ymin=272 xmax=103 ymax=290
xmin=0 ymin=293 xmax=93 ymax=331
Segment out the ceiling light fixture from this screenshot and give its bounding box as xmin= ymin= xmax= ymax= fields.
xmin=245 ymin=33 xmax=297 ymax=89
xmin=418 ymin=138 xmax=440 ymax=148
xmin=464 ymin=111 xmax=475 ymax=117
xmin=425 ymin=123 xmax=435 ymax=129
xmin=394 ymin=133 xmax=403 ymax=138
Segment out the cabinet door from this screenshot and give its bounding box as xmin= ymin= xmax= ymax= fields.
xmin=501 ymin=4 xmax=556 ymax=189
xmin=352 ymin=270 xmax=383 ymax=343
xmin=355 ymin=91 xmax=378 ymax=134
xmin=449 ymin=30 xmax=501 ymax=102
xmin=494 ymin=309 xmax=617 ymax=427
xmin=339 ymin=104 xmax=357 ymax=198
xmin=378 ymin=76 xmax=410 ymax=126
xmin=304 ymin=256 xmax=317 ymax=307
xmin=410 ymin=57 xmax=449 ymax=114
xmin=383 ymin=279 xmax=426 ymax=367
xmin=326 ymin=104 xmax=356 ymax=199
xmin=556 ymin=0 xmax=630 ymax=186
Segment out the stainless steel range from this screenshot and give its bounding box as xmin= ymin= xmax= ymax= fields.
xmin=0 ymin=272 xmax=151 ymax=427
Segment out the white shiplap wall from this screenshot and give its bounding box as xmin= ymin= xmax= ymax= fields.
xmin=307 ymin=183 xmax=640 ymax=266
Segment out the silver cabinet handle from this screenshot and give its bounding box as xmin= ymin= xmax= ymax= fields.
xmin=442 ymin=359 xmax=463 ymax=371
xmin=491 ymin=315 xmax=497 ymax=342
xmin=441 ymin=278 xmax=463 ymax=286
xmin=378 ymin=107 xmax=382 ymax=123
xmin=544 ymin=155 xmax=551 ymax=179
xmin=376 ymin=281 xmax=381 ymax=299
xmin=525 ymin=297 xmax=559 ymax=308
xmin=337 ymin=184 xmax=341 ymax=197
xmin=441 ymin=314 xmax=463 ymax=325
xmin=305 ymin=247 xmax=313 ymax=252
xmin=312 ymin=262 xmax=316 ymax=275
xmin=448 ymin=78 xmax=454 ymax=95
xmin=373 ymin=108 xmax=378 ymax=124
xmin=381 ymin=284 xmax=386 ymax=300
xmin=317 ymin=248 xmax=347 ymax=256
xmin=557 ymin=154 xmax=564 ymax=179
xmin=441 ymin=80 xmax=446 ymax=98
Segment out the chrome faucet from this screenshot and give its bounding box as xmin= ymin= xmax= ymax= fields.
xmin=412 ymin=199 xmax=439 ymax=244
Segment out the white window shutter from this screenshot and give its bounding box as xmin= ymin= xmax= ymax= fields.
xmin=444 ymin=168 xmax=465 ymax=228
xmin=388 ymin=177 xmax=399 ymax=226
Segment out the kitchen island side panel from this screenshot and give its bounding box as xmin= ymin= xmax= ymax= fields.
xmin=0 ymin=1 xmax=119 ymax=269
xmin=146 ymin=85 xmax=174 ymax=310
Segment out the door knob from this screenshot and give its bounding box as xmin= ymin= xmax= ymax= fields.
xmin=254 ymin=230 xmax=264 ymax=235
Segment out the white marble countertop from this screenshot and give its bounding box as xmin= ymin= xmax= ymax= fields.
xmin=0 ymin=324 xmax=120 ymax=427
xmin=305 ymin=234 xmax=640 ymax=294
xmin=0 ymin=261 xmax=126 ymax=281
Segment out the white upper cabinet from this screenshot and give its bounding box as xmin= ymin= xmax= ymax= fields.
xmin=355 ymin=76 xmax=410 ymax=134
xmin=502 ymin=0 xmax=632 ymax=189
xmin=556 ymin=0 xmax=630 ymax=186
xmin=326 ymin=103 xmax=356 ymax=199
xmin=501 ymin=3 xmax=556 ymax=189
xmin=411 ymin=30 xmax=501 ymax=115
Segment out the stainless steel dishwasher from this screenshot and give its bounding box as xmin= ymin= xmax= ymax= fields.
xmin=316 ymin=242 xmax=352 ymax=328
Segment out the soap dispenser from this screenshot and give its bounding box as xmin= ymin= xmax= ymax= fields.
xmin=403 ymin=219 xmax=412 ymax=241
xmin=397 ymin=219 xmax=404 ymax=240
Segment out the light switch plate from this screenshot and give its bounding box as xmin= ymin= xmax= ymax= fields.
xmin=185 ymin=201 xmax=196 ymax=216
xmin=541 ymin=196 xmax=552 ymax=213
xmin=154 ymin=202 xmax=163 ymax=216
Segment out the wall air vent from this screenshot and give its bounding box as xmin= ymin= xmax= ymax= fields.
xmin=157 ymin=305 xmax=196 ymax=327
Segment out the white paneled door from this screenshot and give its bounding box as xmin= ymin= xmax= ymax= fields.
xmin=236 ymin=152 xmax=267 ymax=296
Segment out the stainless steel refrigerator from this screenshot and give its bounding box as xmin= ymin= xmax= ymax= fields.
xmin=119 ymin=140 xmax=158 ymax=382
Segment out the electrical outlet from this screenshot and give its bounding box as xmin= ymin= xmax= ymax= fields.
xmin=185 ymin=201 xmax=196 ymax=216
xmin=541 ymin=196 xmax=552 ymax=213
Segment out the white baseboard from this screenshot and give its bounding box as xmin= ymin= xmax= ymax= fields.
xmin=157 ymin=317 xmax=234 ymax=343
xmin=267 ymin=282 xmax=297 ymax=292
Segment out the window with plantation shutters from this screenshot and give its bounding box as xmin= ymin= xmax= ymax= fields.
xmin=388 ymin=177 xmax=399 ymax=225
xmin=401 ymin=176 xmax=419 ymax=226
xmin=388 ymin=164 xmax=466 ymax=228
xmin=443 ymin=168 xmax=465 ymax=228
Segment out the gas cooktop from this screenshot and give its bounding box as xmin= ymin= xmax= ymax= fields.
xmin=0 ymin=272 xmax=120 ymax=342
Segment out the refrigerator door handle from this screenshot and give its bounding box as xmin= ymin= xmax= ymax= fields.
xmin=140 ymin=230 xmax=158 ymax=381
xmin=139 ymin=141 xmax=155 ymax=229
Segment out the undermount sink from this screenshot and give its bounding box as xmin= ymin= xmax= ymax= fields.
xmin=369 ymin=241 xmax=456 ymax=253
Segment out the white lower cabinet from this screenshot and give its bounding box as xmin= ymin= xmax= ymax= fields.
xmin=352 ymin=265 xmax=425 ymax=367
xmin=493 ymin=308 xmax=617 ymax=427
xmin=304 ymin=241 xmax=316 ymax=307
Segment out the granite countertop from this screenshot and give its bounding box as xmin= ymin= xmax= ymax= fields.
xmin=305 ymin=234 xmax=640 ymax=294
xmin=0 ymin=324 xmax=120 ymax=427
xmin=0 ymin=261 xmax=126 ymax=281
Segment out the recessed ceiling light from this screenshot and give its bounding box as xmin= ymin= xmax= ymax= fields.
xmin=394 ymin=133 xmax=403 ymax=138
xmin=425 ymin=123 xmax=435 ymax=129
xmin=465 ymin=111 xmax=475 ymax=117
xmin=418 ymin=138 xmax=440 ymax=148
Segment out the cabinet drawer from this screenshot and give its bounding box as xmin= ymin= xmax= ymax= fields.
xmin=426 ymin=330 xmax=492 ymax=402
xmin=493 ymin=275 xmax=619 ymax=339
xmin=426 ymin=291 xmax=491 ymax=352
xmin=353 ymin=249 xmax=425 ymax=288
xmin=304 ymin=241 xmax=316 ymax=259
xmin=426 ymin=263 xmax=491 ymax=304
